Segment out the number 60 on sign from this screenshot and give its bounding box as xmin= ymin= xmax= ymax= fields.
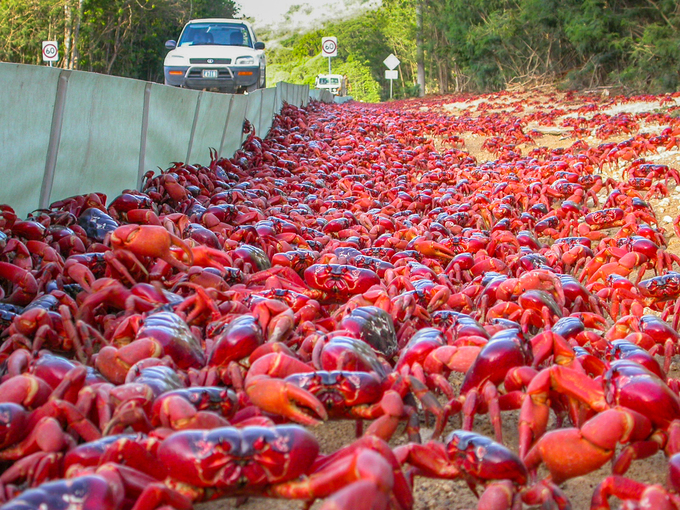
xmin=321 ymin=37 xmax=337 ymax=58
xmin=42 ymin=41 xmax=59 ymax=62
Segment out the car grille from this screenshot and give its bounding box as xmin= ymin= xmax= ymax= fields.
xmin=190 ymin=58 xmax=231 ymax=64
xmin=186 ymin=68 xmax=233 ymax=79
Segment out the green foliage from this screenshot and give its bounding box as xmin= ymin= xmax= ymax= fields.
xmin=335 ymin=57 xmax=381 ymax=102
xmin=269 ymin=52 xmax=325 ymax=87
xmin=264 ymin=2 xmax=416 ymax=101
xmin=0 ymin=0 xmax=64 ymax=65
xmin=285 ymin=30 xmax=324 ymax=60
xmin=616 ymin=23 xmax=680 ymax=92
xmin=420 ymin=0 xmax=680 ymax=93
xmin=1 ymin=0 xmax=237 ymax=81
xmin=267 ymin=48 xmax=380 ymax=102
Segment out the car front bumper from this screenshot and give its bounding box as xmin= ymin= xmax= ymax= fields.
xmin=164 ymin=65 xmax=260 ymax=91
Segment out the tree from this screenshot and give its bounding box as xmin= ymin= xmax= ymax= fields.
xmin=0 ymin=0 xmax=236 ymax=80
xmin=415 ymin=0 xmax=424 ymax=96
xmin=0 ymin=0 xmax=65 ymax=65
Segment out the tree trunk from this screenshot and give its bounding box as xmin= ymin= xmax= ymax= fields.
xmin=416 ymin=0 xmax=425 ymax=97
xmin=105 ymin=2 xmax=132 ymax=75
xmin=63 ymin=0 xmax=72 ymax=69
xmin=106 ymin=9 xmax=124 ymax=74
xmin=71 ymin=0 xmax=83 ymax=69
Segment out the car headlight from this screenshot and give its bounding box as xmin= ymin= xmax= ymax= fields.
xmin=166 ymin=54 xmax=187 ymax=64
xmin=235 ymin=56 xmax=256 ymax=65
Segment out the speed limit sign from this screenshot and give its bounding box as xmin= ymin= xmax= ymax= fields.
xmin=321 ymin=37 xmax=337 ymax=58
xmin=42 ymin=41 xmax=59 ymax=62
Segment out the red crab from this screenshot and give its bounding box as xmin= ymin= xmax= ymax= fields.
xmin=396 ymin=430 xmax=569 ymax=509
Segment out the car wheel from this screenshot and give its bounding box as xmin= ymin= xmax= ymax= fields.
xmin=260 ymin=76 xmax=266 ymax=89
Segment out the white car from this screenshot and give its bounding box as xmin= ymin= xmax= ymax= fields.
xmin=164 ymin=19 xmax=266 ymax=94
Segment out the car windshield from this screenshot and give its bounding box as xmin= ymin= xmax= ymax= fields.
xmin=178 ymin=23 xmax=253 ymax=48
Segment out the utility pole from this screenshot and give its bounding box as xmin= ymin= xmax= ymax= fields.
xmin=416 ymin=0 xmax=425 ymax=97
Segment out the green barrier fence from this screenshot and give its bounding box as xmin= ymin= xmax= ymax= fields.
xmin=0 ymin=62 xmax=321 ymax=217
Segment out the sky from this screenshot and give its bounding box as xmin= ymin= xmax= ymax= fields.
xmin=239 ymin=0 xmax=301 ymax=26
xmin=238 ymin=0 xmax=381 ymax=32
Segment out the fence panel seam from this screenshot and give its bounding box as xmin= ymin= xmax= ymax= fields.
xmin=137 ymin=82 xmax=153 ymax=190
xmin=218 ymin=94 xmax=235 ymax=157
xmin=39 ymin=69 xmax=71 ymax=209
xmin=186 ymin=90 xmax=204 ymax=163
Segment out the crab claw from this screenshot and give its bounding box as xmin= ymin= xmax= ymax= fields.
xmin=63 ymin=259 xmax=97 ymax=292
xmin=245 ymin=375 xmax=328 ymax=426
xmin=0 ymin=261 xmax=38 ymax=306
xmin=318 ymin=480 xmax=389 ymax=510
xmin=94 ymin=338 xmax=163 ymax=385
xmin=110 ymin=224 xmax=193 ymax=271
xmin=410 ymin=238 xmax=455 ymax=260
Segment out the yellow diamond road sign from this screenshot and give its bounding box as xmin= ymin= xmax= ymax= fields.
xmin=383 ymin=54 xmax=400 ymax=70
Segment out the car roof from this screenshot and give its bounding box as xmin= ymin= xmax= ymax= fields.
xmin=187 ymin=19 xmax=253 ymax=28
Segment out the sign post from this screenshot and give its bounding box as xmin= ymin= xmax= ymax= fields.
xmin=383 ymin=53 xmax=400 ymax=99
xmin=321 ymin=37 xmax=337 ymax=74
xmin=385 ymin=70 xmax=398 ymax=99
xmin=42 ymin=41 xmax=59 ymax=67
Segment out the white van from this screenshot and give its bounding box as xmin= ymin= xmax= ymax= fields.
xmin=315 ymin=74 xmax=346 ymax=96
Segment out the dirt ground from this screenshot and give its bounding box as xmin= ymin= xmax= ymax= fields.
xmin=197 ymin=90 xmax=680 ymax=510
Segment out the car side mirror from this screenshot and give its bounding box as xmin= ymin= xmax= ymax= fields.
xmin=254 ymin=41 xmax=265 ymax=50
xmin=165 ymin=40 xmax=177 ymax=50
